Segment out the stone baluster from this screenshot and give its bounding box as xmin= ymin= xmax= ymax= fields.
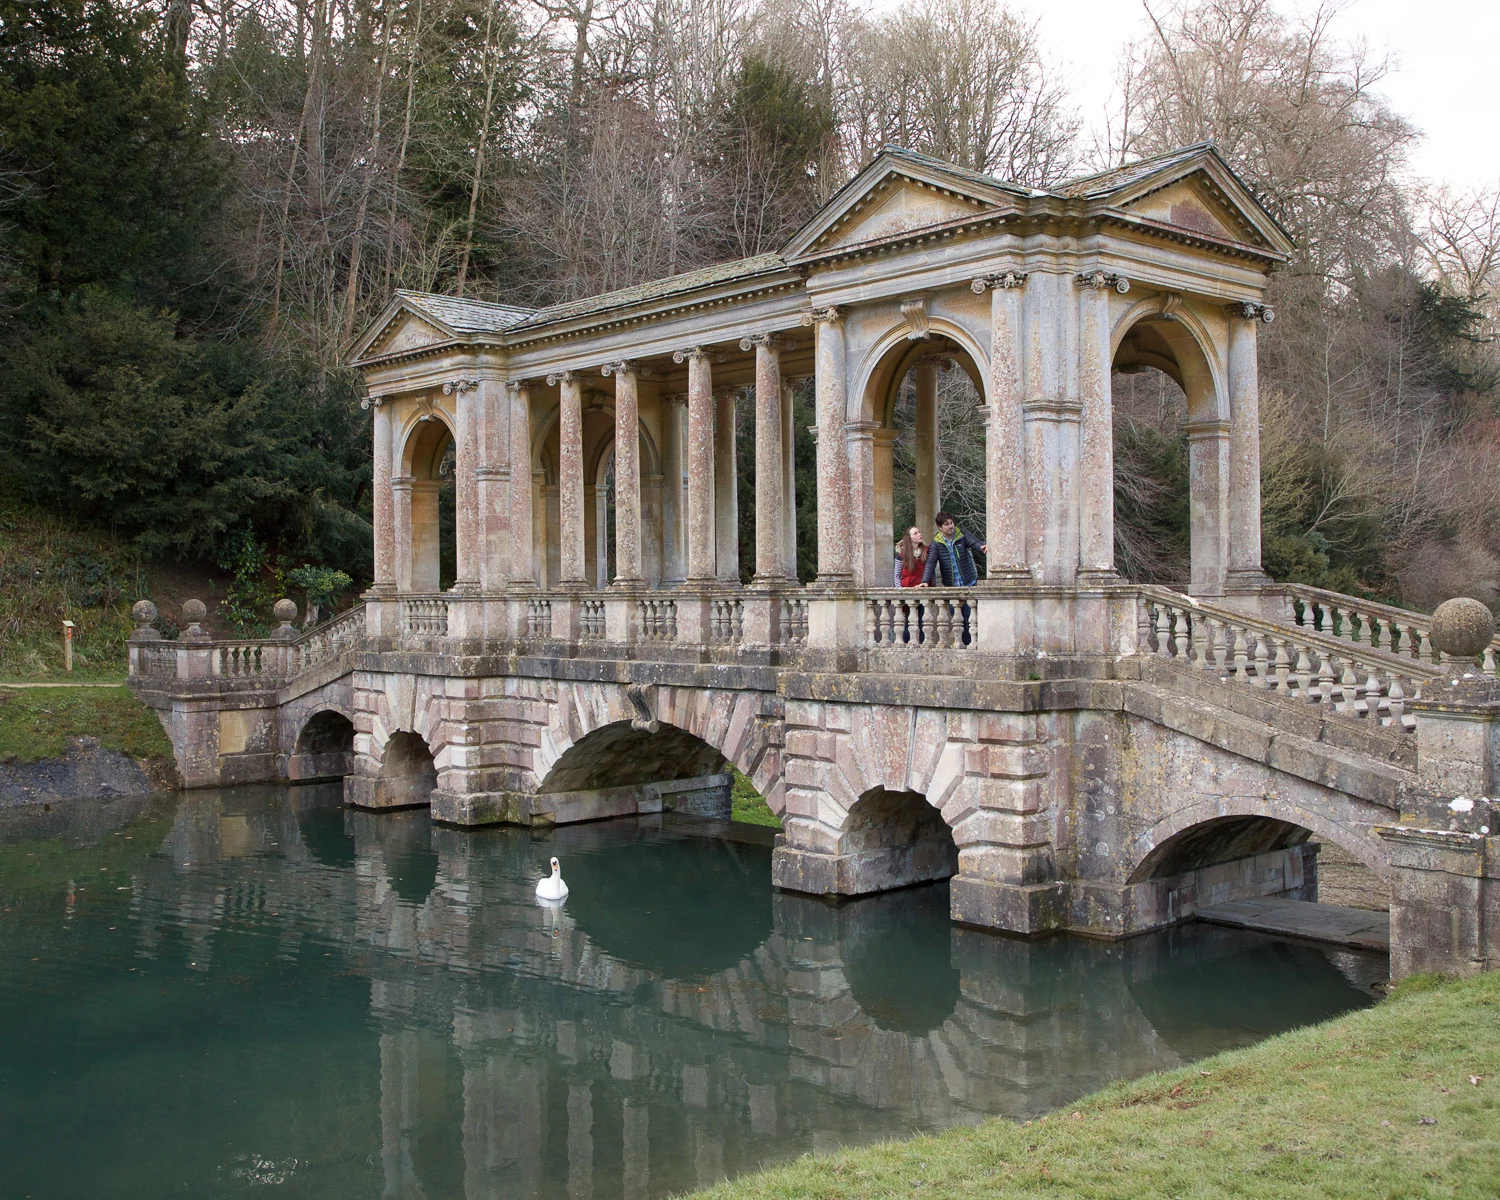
xmin=1155 ymin=603 xmax=1172 ymax=658
xmin=1386 ymin=676 xmax=1405 ymax=727
xmin=1338 ymin=659 xmax=1359 ymax=713
xmin=1194 ymin=618 xmax=1213 ymax=670
xmin=1211 ymin=618 xmax=1229 ymax=673
xmin=1272 ymin=636 xmax=1291 ymax=691
xmin=1363 ymin=664 xmax=1382 ymax=720
xmin=864 ymin=600 xmax=878 ymax=648
xmin=1172 ymin=607 xmax=1189 ymax=659
xmin=1316 ymin=649 xmax=1336 ymax=707
xmin=1294 ymin=643 xmax=1312 ymax=697
xmin=1233 ymin=626 xmax=1250 ymax=682
xmin=1418 ymin=627 xmax=1435 ymax=664
xmin=1251 ymin=632 xmax=1269 ymax=687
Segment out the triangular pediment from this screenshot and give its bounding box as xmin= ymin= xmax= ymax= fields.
xmin=351 ymin=299 xmax=461 ymax=364
xmin=1120 ymin=177 xmax=1243 ymax=240
xmin=783 ymin=149 xmax=1021 ymax=258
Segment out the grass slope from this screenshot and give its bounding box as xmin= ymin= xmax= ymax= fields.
xmin=692 ymin=972 xmax=1500 ymax=1199
xmin=731 ymin=769 xmax=782 ymax=828
xmin=0 ymin=686 xmax=174 ymax=765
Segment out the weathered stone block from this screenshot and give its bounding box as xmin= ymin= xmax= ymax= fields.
xmin=950 ymin=876 xmax=1066 ymax=935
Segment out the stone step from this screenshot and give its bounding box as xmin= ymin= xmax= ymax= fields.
xmin=1194 ymin=896 xmax=1390 ymax=951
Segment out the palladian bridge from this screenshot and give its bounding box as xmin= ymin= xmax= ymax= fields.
xmin=128 ymin=143 xmax=1499 ymax=977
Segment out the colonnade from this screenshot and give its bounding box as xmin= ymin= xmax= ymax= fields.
xmin=364 ymin=281 xmax=1270 ymax=604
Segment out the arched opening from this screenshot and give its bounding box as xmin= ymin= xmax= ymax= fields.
xmin=375 ymin=730 xmax=438 ymax=810
xmin=401 ymin=416 xmax=456 ymax=592
xmin=864 ymin=334 xmax=988 ymax=585
xmin=591 ymin=443 xmax=617 ymax=588
xmin=1112 ymin=314 xmax=1226 ymax=595
xmin=540 ymin=720 xmax=732 ymax=818
xmin=288 ymin=710 xmax=355 ymax=782
xmin=840 ymin=787 xmax=958 ymax=892
xmin=1128 ymin=815 xmax=1389 ymax=915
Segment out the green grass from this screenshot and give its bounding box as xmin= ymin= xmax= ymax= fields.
xmin=0 ymin=686 xmax=174 ymax=765
xmin=690 ymin=971 xmax=1500 ymax=1199
xmin=731 ymin=769 xmax=782 ymax=828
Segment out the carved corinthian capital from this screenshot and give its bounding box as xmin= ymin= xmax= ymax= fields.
xmin=441 ymin=377 xmax=480 ymax=395
xmin=1075 ymin=271 xmax=1131 ymax=294
xmin=1234 ymin=301 xmax=1276 ymax=323
xmin=800 ymin=305 xmax=843 ymax=326
xmin=544 ymin=370 xmax=577 ymax=386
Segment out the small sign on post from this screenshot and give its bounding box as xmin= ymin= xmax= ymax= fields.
xmin=61 ymin=620 xmax=75 ymax=674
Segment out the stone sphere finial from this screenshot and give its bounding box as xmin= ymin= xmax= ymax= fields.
xmin=181 ymin=598 xmax=208 ymax=641
xmin=132 ymin=599 xmax=158 ymax=628
xmin=1431 ymin=597 xmax=1495 ymax=663
xmin=274 ymin=598 xmax=297 ymax=624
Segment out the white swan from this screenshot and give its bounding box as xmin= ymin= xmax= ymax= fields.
xmin=535 ymin=856 xmax=569 ymax=902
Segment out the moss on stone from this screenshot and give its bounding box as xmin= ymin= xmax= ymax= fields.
xmin=731 ymin=768 xmax=781 ymax=828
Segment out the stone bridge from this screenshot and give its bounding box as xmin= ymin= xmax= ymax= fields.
xmin=129 ymin=142 xmax=1498 ymax=976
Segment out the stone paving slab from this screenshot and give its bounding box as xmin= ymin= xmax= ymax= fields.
xmin=1195 ymin=897 xmax=1390 ymax=952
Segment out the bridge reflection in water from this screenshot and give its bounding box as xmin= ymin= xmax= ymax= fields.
xmin=4 ymin=784 xmax=1382 ymax=1199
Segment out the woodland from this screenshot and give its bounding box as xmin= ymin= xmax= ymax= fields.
xmin=1 ymin=0 xmax=1498 ymax=631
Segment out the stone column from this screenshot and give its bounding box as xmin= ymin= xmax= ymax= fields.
xmin=660 ymin=394 xmax=686 ymax=585
xmin=714 ymin=385 xmax=739 ymax=583
xmin=1185 ymin=418 xmax=1231 ymax=596
xmin=508 ymin=381 xmax=536 ymax=586
xmin=370 ymin=398 xmax=396 ymax=590
xmin=781 ymin=380 xmax=798 ymax=583
xmin=805 ymin=306 xmax=852 ymax=584
xmin=448 ymin=378 xmax=482 ymax=589
xmin=914 ymin=357 xmax=939 ymax=535
xmin=392 ymin=475 xmax=414 ymax=592
xmin=676 ymin=348 xmax=717 ymax=584
xmin=1227 ymin=302 xmax=1271 ymax=587
xmin=550 ymin=371 xmax=587 ymax=586
xmin=846 ymin=421 xmax=878 ymax=587
xmin=606 ymin=360 xmax=644 ymax=585
xmin=976 ymin=272 xmax=1029 ymax=576
xmin=873 ymin=426 xmax=897 ymax=579
xmin=744 ymin=334 xmax=788 ymax=584
xmin=1076 ymin=271 xmax=1121 ymax=579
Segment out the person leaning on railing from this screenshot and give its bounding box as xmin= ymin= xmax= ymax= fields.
xmin=918 ymin=512 xmax=986 ymax=588
xmin=895 ymin=526 xmax=930 ymax=587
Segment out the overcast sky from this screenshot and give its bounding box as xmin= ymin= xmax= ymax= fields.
xmin=999 ymin=0 xmax=1499 ymax=192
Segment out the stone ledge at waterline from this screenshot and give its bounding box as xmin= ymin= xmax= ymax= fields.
xmin=0 ymin=687 xmax=178 ymax=806
xmin=688 ymin=971 xmax=1500 ymax=1200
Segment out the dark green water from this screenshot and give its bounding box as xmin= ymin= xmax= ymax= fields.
xmin=0 ymin=785 xmax=1384 ymax=1199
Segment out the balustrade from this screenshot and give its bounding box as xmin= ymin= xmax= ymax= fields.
xmin=779 ymin=595 xmax=808 ymax=646
xmin=710 ymin=597 xmax=744 ymax=644
xmin=1283 ymin=583 xmax=1499 ymax=676
xmin=401 ymin=596 xmax=449 ymax=637
xmin=638 ymin=597 xmax=678 ymax=642
xmin=213 ymin=642 xmax=275 ymax=678
xmin=1140 ymin=587 xmax=1427 ymax=730
xmin=526 ymin=597 xmax=553 ymax=638
xmin=579 ymin=598 xmax=606 ymax=640
xmin=295 ymin=607 xmax=366 ymax=673
xmin=864 ymin=589 xmax=975 ymax=649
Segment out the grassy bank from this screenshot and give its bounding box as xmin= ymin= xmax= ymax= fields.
xmin=731 ymin=769 xmax=782 ymax=828
xmin=693 ymin=971 xmax=1500 ymax=1199
xmin=0 ymin=686 xmax=174 ymax=766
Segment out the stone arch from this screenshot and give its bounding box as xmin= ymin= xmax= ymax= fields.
xmin=288 ymin=707 xmax=356 ymax=781
xmin=1123 ymin=795 xmax=1392 ymax=886
xmin=534 ymin=681 xmax=783 ymax=815
xmin=1110 ymin=299 xmax=1232 ymax=594
xmin=851 ymin=320 xmax=992 ymax=572
xmin=397 ymin=412 xmax=457 ymax=593
xmin=373 ymin=729 xmax=439 ymax=809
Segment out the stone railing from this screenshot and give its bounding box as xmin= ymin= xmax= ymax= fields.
xmin=401 ymin=595 xmax=449 ymax=637
xmin=579 ymin=597 xmax=607 ymax=640
xmin=1282 ymin=582 xmax=1500 ymax=675
xmin=779 ymin=595 xmax=809 ymax=646
xmin=864 ymin=589 xmax=977 ymax=649
xmin=132 ymin=642 xmax=180 ymax=680
xmin=526 ymin=596 xmax=553 ymax=638
xmin=293 ymin=606 xmax=366 ymax=674
xmin=638 ymin=596 xmax=678 ymax=642
xmin=212 ymin=641 xmax=279 ymax=678
xmin=710 ymin=596 xmax=744 ymax=644
xmin=1139 ymin=586 xmax=1439 ymax=730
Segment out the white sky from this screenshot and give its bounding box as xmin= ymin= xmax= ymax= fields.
xmin=1000 ymin=0 xmax=1500 ymax=193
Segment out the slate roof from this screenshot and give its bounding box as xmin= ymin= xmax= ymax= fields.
xmin=506 ymin=254 xmax=789 ymax=331
xmin=396 ymin=289 xmax=535 ymax=333
xmin=1056 ymin=143 xmax=1219 ymax=199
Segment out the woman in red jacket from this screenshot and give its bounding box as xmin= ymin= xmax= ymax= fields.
xmin=896 ymin=526 xmax=929 ymax=587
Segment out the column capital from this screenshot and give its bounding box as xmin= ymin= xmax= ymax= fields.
xmin=546 ymin=370 xmax=578 ymax=386
xmin=801 ymin=305 xmax=843 ymax=326
xmin=441 ymin=377 xmax=481 ymax=395
xmin=739 ymin=333 xmax=793 ymax=352
xmin=602 ymin=359 xmax=647 ymax=378
xmin=360 ymin=392 xmax=388 ymax=410
xmin=1075 ymin=270 xmax=1130 ymax=293
xmin=1231 ymin=301 xmax=1276 ymax=323
xmin=672 ymin=345 xmax=726 ymax=364
xmin=661 ymin=392 xmax=688 ymax=408
xmin=971 ymin=270 xmax=1028 ymax=293
xmin=505 ymin=378 xmax=534 ymax=397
